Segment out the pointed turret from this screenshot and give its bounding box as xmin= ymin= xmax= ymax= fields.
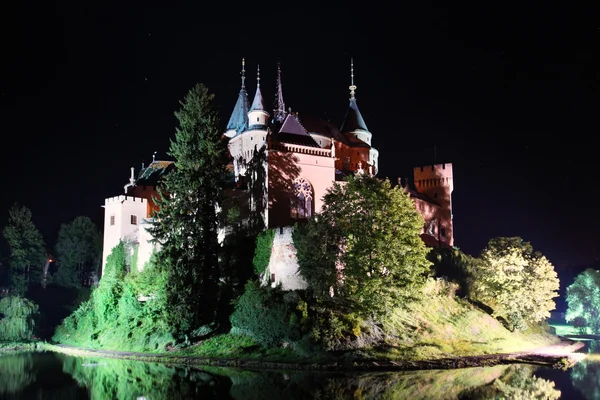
xmin=273 ymin=62 xmax=287 ymax=123
xmin=340 ymin=58 xmax=370 ymax=135
xmin=225 ymin=58 xmax=250 ymax=138
xmin=340 ymin=58 xmax=379 ymax=175
xmin=248 ymin=65 xmax=269 ymax=129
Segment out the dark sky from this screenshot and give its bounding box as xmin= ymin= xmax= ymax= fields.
xmin=1 ymin=1 xmax=598 ymax=271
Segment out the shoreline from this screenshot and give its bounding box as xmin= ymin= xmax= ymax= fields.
xmin=31 ymin=336 xmax=586 ymax=372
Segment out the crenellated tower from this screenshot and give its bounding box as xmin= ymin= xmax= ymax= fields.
xmin=413 ymin=163 xmax=454 ymax=247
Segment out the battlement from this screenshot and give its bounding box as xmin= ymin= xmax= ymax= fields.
xmin=104 ymin=195 xmax=148 ymax=206
xmin=414 ymin=163 xmax=453 ymax=180
xmin=413 ymin=163 xmax=453 ymax=190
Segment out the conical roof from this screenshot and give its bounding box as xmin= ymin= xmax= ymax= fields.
xmin=250 ymin=87 xmax=265 ymax=111
xmin=340 ymin=98 xmax=369 ymax=133
xmin=226 ymin=89 xmax=250 ymax=134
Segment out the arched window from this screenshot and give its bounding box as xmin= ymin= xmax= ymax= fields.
xmin=291 ymin=177 xmax=313 ymax=219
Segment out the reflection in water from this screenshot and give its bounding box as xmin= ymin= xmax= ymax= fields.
xmin=0 ymin=351 xmax=570 ymax=399
xmin=0 ymin=353 xmax=34 ymax=395
xmin=569 ymin=340 xmax=600 ymax=400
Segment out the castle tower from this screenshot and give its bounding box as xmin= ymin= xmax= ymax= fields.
xmin=413 ymin=163 xmax=454 ymax=247
xmin=340 ymin=58 xmax=379 ymax=174
xmin=224 ymin=58 xmax=250 ymax=138
xmin=227 ymin=64 xmax=270 ymax=182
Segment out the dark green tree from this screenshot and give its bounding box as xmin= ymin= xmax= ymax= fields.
xmin=148 ymin=83 xmax=227 ymax=340
xmin=565 ymin=268 xmax=600 ymax=334
xmin=2 ymin=204 xmax=47 ymax=295
xmin=295 ymin=174 xmax=431 ymax=321
xmin=54 ymin=216 xmax=102 ymax=288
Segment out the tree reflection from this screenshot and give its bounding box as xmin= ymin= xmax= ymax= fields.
xmin=0 ymin=352 xmax=35 ymax=395
xmin=57 ymin=354 xmax=231 ymax=400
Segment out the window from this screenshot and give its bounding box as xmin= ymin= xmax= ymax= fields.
xmin=291 ymin=177 xmax=313 ymax=219
xmin=441 ymin=228 xmax=446 ymax=237
xmin=256 ymin=117 xmax=259 ymax=122
xmin=110 ymin=215 xmax=115 ymax=226
xmin=131 ymin=215 xmax=137 ymax=225
xmin=434 ymin=192 xmax=438 ymax=198
xmin=271 ymin=273 xmax=275 ymax=282
xmin=428 ymin=220 xmax=435 ymax=235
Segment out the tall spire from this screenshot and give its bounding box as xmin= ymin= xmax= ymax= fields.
xmin=349 ymin=57 xmax=357 ymax=100
xmin=226 ymin=57 xmax=250 ymax=136
xmin=273 ymin=61 xmax=286 ymax=123
xmin=341 ymin=57 xmax=369 ymax=133
xmin=241 ymin=57 xmax=246 ymax=89
xmin=250 ymin=64 xmax=265 ymax=111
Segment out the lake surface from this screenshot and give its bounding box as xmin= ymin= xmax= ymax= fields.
xmin=0 ymin=342 xmax=599 ymax=399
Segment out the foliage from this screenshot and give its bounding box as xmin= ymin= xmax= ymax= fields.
xmin=493 ymin=365 xmax=561 ymax=399
xmin=148 ymin=83 xmax=227 ymax=339
xmin=571 ymin=316 xmax=588 ymax=334
xmin=565 ymin=268 xmax=600 ymax=334
xmin=53 ymin=242 xmax=174 ymax=352
xmin=252 ymin=229 xmax=274 ymax=276
xmin=0 ymin=296 xmax=39 ymax=341
xmin=428 ymin=247 xmax=484 ymax=298
xmin=54 ymin=216 xmax=102 ymax=289
xmin=2 ymin=204 xmax=47 ymax=295
xmin=473 ymin=237 xmax=559 ymax=331
xmin=294 ymin=174 xmax=431 ymax=322
xmin=230 ymin=281 xmax=303 ymax=347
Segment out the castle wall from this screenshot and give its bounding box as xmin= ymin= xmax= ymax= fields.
xmin=265 ymin=226 xmax=307 ymax=290
xmin=268 ymin=148 xmax=335 ymax=227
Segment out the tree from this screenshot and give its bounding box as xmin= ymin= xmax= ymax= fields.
xmin=2 ymin=204 xmax=47 ymax=295
xmin=0 ymin=296 xmax=39 ymax=340
xmin=475 ymin=237 xmax=559 ymax=330
xmin=295 ymin=174 xmax=431 ymax=321
xmin=148 ymin=83 xmax=227 ymax=339
xmin=565 ymin=268 xmax=600 ymax=334
xmin=54 ymin=216 xmax=102 ymax=289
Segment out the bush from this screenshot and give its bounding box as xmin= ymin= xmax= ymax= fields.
xmin=572 ymin=316 xmax=588 ymax=335
xmin=252 ymin=229 xmax=275 ymax=276
xmin=52 ymin=242 xmax=174 ymax=351
xmin=0 ymin=296 xmax=39 ymax=341
xmin=230 ymin=281 xmax=302 ymax=347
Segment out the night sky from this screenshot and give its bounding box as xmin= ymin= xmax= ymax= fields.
xmin=1 ymin=2 xmax=598 ymax=276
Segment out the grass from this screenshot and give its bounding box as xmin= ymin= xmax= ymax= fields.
xmin=358 ymin=279 xmax=560 ymax=361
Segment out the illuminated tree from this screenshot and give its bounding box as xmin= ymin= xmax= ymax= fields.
xmin=474 ymin=237 xmax=559 ymax=330
xmin=148 ymin=83 xmax=227 ymax=339
xmin=54 ymin=216 xmax=102 ymax=288
xmin=565 ymin=268 xmax=600 ymax=334
xmin=295 ymin=174 xmax=431 ymax=321
xmin=2 ymin=204 xmax=47 ymax=294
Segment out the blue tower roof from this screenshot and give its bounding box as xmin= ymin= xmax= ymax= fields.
xmin=340 ymin=98 xmax=369 ymax=133
xmin=250 ymin=87 xmax=265 ymax=112
xmin=226 ymin=88 xmax=250 ymax=134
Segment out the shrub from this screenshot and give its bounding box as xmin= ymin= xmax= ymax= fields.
xmin=572 ymin=316 xmax=588 ymax=335
xmin=230 ymin=281 xmax=301 ymax=347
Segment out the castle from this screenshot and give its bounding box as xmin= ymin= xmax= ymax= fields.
xmin=101 ymin=59 xmax=454 ymax=289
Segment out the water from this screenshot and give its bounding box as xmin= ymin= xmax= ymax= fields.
xmin=0 ymin=344 xmax=598 ymax=400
